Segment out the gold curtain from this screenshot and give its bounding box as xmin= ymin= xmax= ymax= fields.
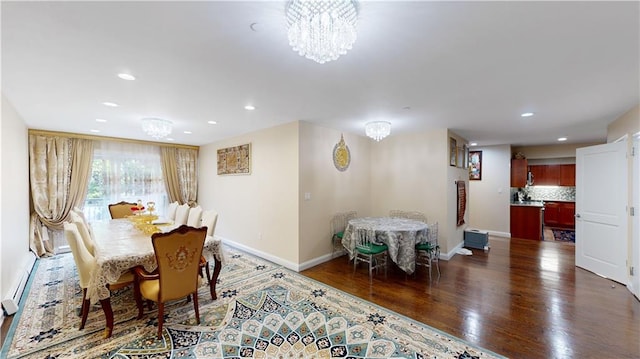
xmin=29 ymin=135 xmax=94 ymax=257
xmin=161 ymin=147 xmax=198 ymax=206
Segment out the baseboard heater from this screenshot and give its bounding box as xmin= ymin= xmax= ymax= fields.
xmin=2 ymin=252 xmax=37 ymax=316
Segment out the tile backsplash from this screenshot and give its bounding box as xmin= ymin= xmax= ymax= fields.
xmin=511 ymin=186 xmax=576 ymax=202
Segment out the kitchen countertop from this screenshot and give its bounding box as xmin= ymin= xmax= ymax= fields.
xmin=510 ymin=201 xmax=545 ymax=207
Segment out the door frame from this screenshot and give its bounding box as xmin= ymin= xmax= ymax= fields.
xmin=631 ymin=134 xmax=639 ymax=299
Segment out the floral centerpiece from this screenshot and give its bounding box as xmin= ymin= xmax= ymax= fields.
xmin=130 ymin=204 xmax=145 ymax=215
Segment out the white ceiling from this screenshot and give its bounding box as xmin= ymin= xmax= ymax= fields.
xmin=2 ymin=1 xmax=638 ymax=147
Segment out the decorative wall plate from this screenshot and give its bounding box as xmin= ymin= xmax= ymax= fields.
xmin=333 ymin=134 xmax=351 ymax=171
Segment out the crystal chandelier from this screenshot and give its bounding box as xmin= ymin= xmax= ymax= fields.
xmin=365 ymin=121 xmax=391 ymax=141
xmin=285 ymin=0 xmax=359 ymax=64
xmin=141 ymin=118 xmax=173 ymax=139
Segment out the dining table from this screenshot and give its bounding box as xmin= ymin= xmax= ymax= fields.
xmin=87 ymin=218 xmax=225 ymax=338
xmin=341 ymin=217 xmax=429 ymax=274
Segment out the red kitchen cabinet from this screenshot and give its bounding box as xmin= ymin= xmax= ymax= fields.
xmin=530 ymin=164 xmax=560 ymax=185
xmin=544 ymin=202 xmax=559 ymax=227
xmin=511 ymin=205 xmax=543 ymax=240
xmin=558 ymin=202 xmax=575 ymax=228
xmin=544 ymin=201 xmax=575 ymax=229
xmin=511 ymin=159 xmax=528 ymax=187
xmin=528 ymin=164 xmax=575 ymax=186
xmin=559 ymin=164 xmax=576 ymax=186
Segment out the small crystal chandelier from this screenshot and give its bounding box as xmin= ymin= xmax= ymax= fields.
xmin=141 ymin=118 xmax=173 ymax=139
xmin=365 ymin=121 xmax=391 ymax=141
xmin=285 ymin=0 xmax=359 ymax=64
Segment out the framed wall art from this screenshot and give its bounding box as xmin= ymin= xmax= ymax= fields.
xmin=217 ymin=143 xmax=251 ymax=175
xmin=469 ymin=150 xmax=482 ymax=180
xmin=333 ymin=134 xmax=351 ymax=172
xmin=449 ymin=137 xmax=457 ymax=166
xmin=463 ymin=144 xmax=469 ymax=169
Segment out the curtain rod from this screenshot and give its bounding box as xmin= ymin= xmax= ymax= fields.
xmin=28 ymin=129 xmax=199 ymax=150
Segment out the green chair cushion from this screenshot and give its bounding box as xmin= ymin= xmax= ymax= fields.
xmin=357 ymin=243 xmax=388 ymax=255
xmin=415 ymin=243 xmax=437 ymax=251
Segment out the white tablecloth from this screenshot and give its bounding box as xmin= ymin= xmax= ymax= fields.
xmin=86 ymin=219 xmax=224 ymax=302
xmin=342 ymin=217 xmax=428 ymax=274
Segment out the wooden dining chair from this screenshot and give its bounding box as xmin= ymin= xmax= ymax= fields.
xmin=166 ymin=201 xmax=179 ymax=221
xmin=133 ymin=225 xmax=207 ymax=338
xmin=63 ymin=222 xmax=134 ymax=330
xmin=174 ymin=203 xmax=190 ymax=225
xmin=415 ymin=222 xmax=440 ymax=281
xmin=108 ymin=201 xmax=137 ymax=219
xmin=199 ymin=210 xmax=218 ymax=299
xmin=69 ymin=211 xmax=95 ymax=255
xmin=353 ymin=230 xmax=388 ymax=282
xmin=187 ymin=206 xmax=203 ymax=227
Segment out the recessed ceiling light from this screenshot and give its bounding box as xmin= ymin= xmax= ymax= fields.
xmin=166 ymin=138 xmax=175 ymax=141
xmin=244 ymin=105 xmax=255 ymax=111
xmin=95 ymin=118 xmax=107 ymax=122
xmin=208 ymin=121 xmax=217 ymax=125
xmin=557 ymin=137 xmax=567 ymax=142
xmin=184 ymin=131 xmax=192 ymax=134
xmin=470 ymin=142 xmax=478 ymax=146
xmin=117 ymin=73 xmax=136 ymax=81
xmin=521 ymin=112 xmax=534 ymax=117
xmin=90 ymin=129 xmax=100 ymax=133
xmin=102 ymin=102 xmax=119 ymax=107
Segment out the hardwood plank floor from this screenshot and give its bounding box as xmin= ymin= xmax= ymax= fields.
xmin=301 ymin=236 xmax=640 ymax=358
xmin=2 ymin=236 xmax=638 ymax=357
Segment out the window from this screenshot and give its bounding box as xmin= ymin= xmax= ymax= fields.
xmin=84 ymin=141 xmax=168 ymax=221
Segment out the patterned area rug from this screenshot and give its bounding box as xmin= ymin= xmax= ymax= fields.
xmin=552 ymin=229 xmax=575 ymax=242
xmin=1 ymin=247 xmax=505 ymax=359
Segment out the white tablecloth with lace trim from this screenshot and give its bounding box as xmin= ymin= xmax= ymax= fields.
xmin=86 ymin=219 xmax=224 ymax=303
xmin=341 ymin=217 xmax=428 ymax=274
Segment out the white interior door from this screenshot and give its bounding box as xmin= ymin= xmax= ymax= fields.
xmin=631 ymin=136 xmax=639 ymax=299
xmin=576 ymin=140 xmax=628 ymax=284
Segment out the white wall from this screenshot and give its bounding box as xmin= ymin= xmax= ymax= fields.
xmin=369 ymin=129 xmax=460 ymax=254
xmin=198 ymin=122 xmax=500 ymax=266
xmin=1 ymin=95 xmax=31 ymax=313
xmin=446 ymin=131 xmax=471 ymax=255
xmin=298 ymin=122 xmax=371 ymax=265
xmin=198 ymin=122 xmax=300 ymax=267
xmin=468 ymin=144 xmax=511 ymax=236
xmin=607 ymin=104 xmax=639 ymax=143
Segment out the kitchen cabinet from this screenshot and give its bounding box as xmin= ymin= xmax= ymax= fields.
xmin=528 ymin=164 xmax=575 ymax=186
xmin=559 ymin=164 xmax=576 ymax=186
xmin=511 ymin=159 xmax=528 ymax=187
xmin=544 ymin=201 xmax=575 ymax=229
xmin=529 ymin=164 xmax=560 ymax=185
xmin=544 ymin=202 xmax=559 ymax=227
xmin=558 ymin=202 xmax=575 ymax=227
xmin=511 ymin=204 xmax=542 ymax=240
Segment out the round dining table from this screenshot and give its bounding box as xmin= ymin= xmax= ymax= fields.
xmin=341 ymin=217 xmax=429 ymax=274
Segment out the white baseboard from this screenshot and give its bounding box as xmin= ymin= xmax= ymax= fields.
xmin=217 ymin=236 xmax=348 ymax=272
xmin=488 ymin=230 xmax=511 ymax=238
xmin=218 ymin=236 xmax=301 ymax=272
xmin=441 ymin=242 xmax=463 ymax=260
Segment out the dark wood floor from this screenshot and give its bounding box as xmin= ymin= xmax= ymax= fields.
xmin=301 ymin=237 xmax=640 ymax=358
xmin=2 ymin=237 xmax=638 ymax=357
